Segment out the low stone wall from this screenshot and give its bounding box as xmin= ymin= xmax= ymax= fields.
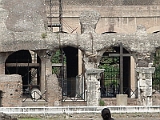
xmin=0 ymin=106 xmax=160 ymax=115
xmin=0 ymin=75 xmax=22 ymax=107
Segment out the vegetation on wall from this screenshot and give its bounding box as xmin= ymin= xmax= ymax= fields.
xmin=51 ymin=49 xmax=66 ymax=76
xmin=99 ymin=99 xmax=105 ymax=106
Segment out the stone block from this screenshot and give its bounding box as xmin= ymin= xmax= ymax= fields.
xmin=116 ymin=94 xmax=127 ymax=106
xmin=146 ymin=79 xmax=152 ymax=86
xmin=139 ymin=79 xmax=146 ymax=87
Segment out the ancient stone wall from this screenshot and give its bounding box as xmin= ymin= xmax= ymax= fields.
xmin=2 ymin=0 xmax=47 ymax=32
xmin=46 ymin=74 xmax=62 ymax=106
xmin=45 ymin=1 xmax=160 ymax=34
xmin=0 ymin=0 xmax=160 ymax=107
xmin=0 ymin=75 xmax=22 ymax=107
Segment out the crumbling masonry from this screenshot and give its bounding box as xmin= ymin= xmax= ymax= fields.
xmin=0 ymin=0 xmax=160 ymax=107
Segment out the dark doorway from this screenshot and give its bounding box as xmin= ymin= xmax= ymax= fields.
xmin=99 ymin=46 xmax=131 ymax=97
xmin=63 ymin=47 xmax=78 ymax=97
xmin=5 ymin=50 xmax=41 ymax=95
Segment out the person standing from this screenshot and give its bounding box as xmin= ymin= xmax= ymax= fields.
xmin=101 ymin=108 xmax=114 ymax=120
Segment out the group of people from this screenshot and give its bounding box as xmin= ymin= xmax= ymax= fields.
xmin=101 ymin=108 xmax=114 ymax=120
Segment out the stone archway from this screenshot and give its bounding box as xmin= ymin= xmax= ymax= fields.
xmin=99 ymin=44 xmax=132 ymax=98
xmin=5 ymin=50 xmax=41 ymax=97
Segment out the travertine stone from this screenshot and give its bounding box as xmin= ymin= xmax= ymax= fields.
xmin=116 ymin=94 xmax=128 ymax=106
xmin=136 ymin=67 xmax=155 ymax=106
xmin=85 ymin=68 xmax=104 ymax=106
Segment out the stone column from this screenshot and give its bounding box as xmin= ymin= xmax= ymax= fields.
xmin=0 ymin=53 xmax=9 ymax=74
xmin=130 ymin=56 xmax=136 ymax=98
xmin=86 ymin=68 xmax=104 ymax=106
xmin=39 ymin=56 xmax=46 ymax=94
xmin=136 ymin=67 xmax=155 ymax=106
xmin=37 ymin=51 xmax=52 ymax=95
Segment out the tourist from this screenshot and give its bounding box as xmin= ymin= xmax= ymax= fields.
xmin=101 ymin=108 xmax=114 ymax=120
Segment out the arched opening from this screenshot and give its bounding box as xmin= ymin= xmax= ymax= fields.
xmin=5 ymin=50 xmax=41 ymax=97
xmin=99 ymin=45 xmax=131 ymax=97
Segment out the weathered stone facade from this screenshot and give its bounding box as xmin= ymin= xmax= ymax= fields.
xmin=0 ymin=0 xmax=159 ymax=107
xmin=136 ymin=67 xmax=155 ymax=106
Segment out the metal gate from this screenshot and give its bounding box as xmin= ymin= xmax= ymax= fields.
xmin=99 ymin=54 xmax=120 ymax=97
xmin=152 ymin=49 xmax=160 ymax=93
xmin=52 ymin=49 xmax=85 ymax=101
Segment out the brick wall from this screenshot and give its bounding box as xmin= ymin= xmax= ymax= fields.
xmin=0 ymin=75 xmax=22 ymax=107
xmin=46 ymin=74 xmax=62 ymax=106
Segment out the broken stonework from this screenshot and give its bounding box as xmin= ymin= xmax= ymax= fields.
xmin=136 ymin=67 xmax=155 ymax=106
xmin=46 ymin=74 xmax=62 ymax=106
xmin=85 ymin=68 xmax=104 ymax=106
xmin=80 ymin=11 xmax=100 ymax=34
xmin=0 ymin=0 xmax=160 ymax=107
xmin=0 ymin=74 xmax=22 ymax=107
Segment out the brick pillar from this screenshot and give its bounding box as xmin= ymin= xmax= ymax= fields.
xmin=0 ymin=75 xmax=22 ymax=107
xmin=136 ymin=67 xmax=155 ymax=106
xmin=46 ymin=74 xmax=62 ymax=106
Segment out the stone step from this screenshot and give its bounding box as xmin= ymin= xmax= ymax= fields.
xmin=102 ymin=98 xmax=116 ymax=106
xmin=62 ymin=101 xmax=87 ymax=106
xmin=22 ymin=99 xmax=48 ymax=107
xmin=102 ymin=98 xmax=139 ymax=106
xmin=127 ymin=98 xmax=139 ymax=106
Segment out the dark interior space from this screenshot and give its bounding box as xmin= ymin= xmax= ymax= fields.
xmin=63 ymin=47 xmax=78 ymax=97
xmin=5 ymin=50 xmax=32 ymax=91
xmin=5 ymin=50 xmax=41 ymax=94
xmin=123 ymin=56 xmax=130 ymax=96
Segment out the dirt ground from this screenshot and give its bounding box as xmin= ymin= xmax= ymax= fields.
xmin=16 ymin=113 xmax=160 ymax=120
